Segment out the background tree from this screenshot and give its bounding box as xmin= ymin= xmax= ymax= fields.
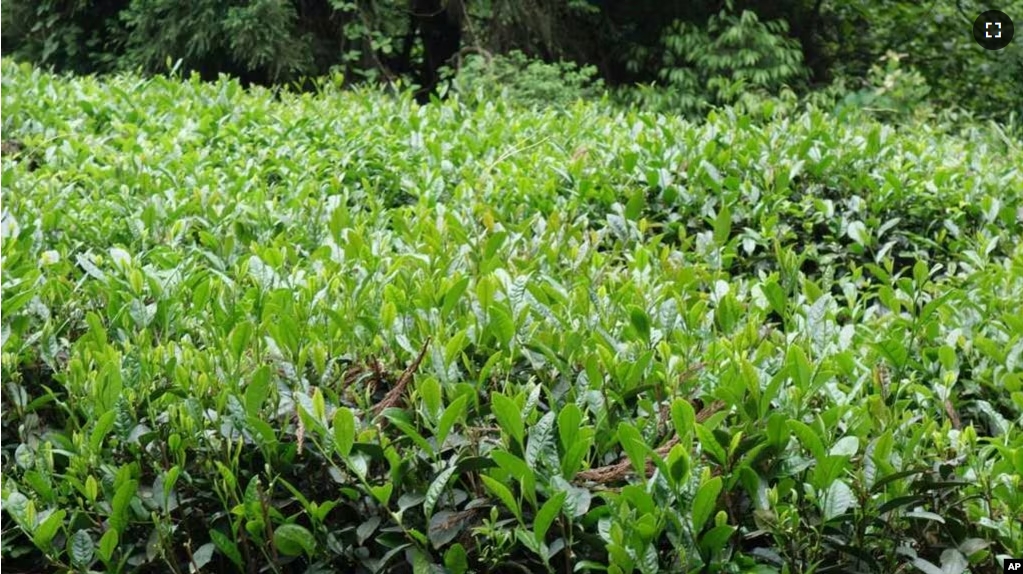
xmin=1 ymin=0 xmax=1020 ymax=116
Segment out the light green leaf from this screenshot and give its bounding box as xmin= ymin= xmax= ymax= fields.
xmin=492 ymin=393 xmax=524 ymax=446
xmin=691 ymin=476 xmax=722 ymax=533
xmin=444 ymin=543 xmax=469 ymax=574
xmin=788 ymin=420 xmax=825 ymax=461
xmin=109 ymin=479 xmax=138 ymax=534
xmin=829 ymin=436 xmax=859 ymax=457
xmin=534 ymin=491 xmax=566 ymax=543
xmin=370 ymin=483 xmax=393 ymax=505
xmin=695 ymin=424 xmax=727 ymax=466
xmin=97 ymin=528 xmax=118 ymax=563
xmin=823 ymin=479 xmax=855 ymax=521
xmin=273 ymin=523 xmax=315 ymax=557
xmin=847 ymin=220 xmax=869 ymax=245
xmin=670 ymin=399 xmax=696 ymax=441
xmin=939 ymin=548 xmax=968 ymax=574
xmin=241 ymin=364 xmax=270 ymax=413
xmin=32 ymin=509 xmax=66 ymax=550
xmin=617 ymin=422 xmax=648 ymax=477
xmin=333 ymin=407 xmax=356 ymax=458
xmin=787 ymin=345 xmax=811 ymax=390
xmin=557 ymin=403 xmax=582 ymax=450
xmin=489 ymin=304 xmax=516 ymax=350
xmin=481 ymin=475 xmax=522 ymax=524
xmin=437 ymin=394 xmax=469 ymax=447
xmin=713 ymin=202 xmax=732 ymax=244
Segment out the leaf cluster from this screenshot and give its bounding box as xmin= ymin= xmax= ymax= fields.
xmin=2 ymin=59 xmax=1022 ymax=573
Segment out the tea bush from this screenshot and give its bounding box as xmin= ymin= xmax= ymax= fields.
xmin=2 ymin=60 xmax=1022 ymax=573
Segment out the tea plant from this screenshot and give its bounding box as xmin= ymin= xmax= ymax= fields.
xmin=2 ymin=59 xmax=1021 ymax=573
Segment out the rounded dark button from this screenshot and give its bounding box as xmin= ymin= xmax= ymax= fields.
xmin=973 ymin=10 xmax=1014 ymax=50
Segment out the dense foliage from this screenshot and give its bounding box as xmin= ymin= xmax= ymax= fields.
xmin=624 ymin=9 xmax=807 ymax=115
xmin=3 ymin=1 xmax=1021 ymax=117
xmin=3 ymin=60 xmax=1023 ymax=573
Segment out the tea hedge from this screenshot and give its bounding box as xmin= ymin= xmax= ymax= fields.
xmin=2 ymin=60 xmax=1022 ymax=573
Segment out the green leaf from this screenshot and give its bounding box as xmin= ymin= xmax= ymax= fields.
xmin=492 ymin=450 xmax=534 ymax=483
xmin=229 ymin=320 xmax=254 ymax=364
xmin=437 ymin=394 xmax=469 ymax=447
xmin=444 ymin=543 xmax=470 ymax=574
xmin=3 ymin=288 xmax=37 ymax=316
xmin=698 ymin=524 xmax=736 ymax=556
xmin=483 ymin=232 xmax=508 ymax=263
xmin=667 ymin=444 xmax=691 ymax=485
xmin=97 ymin=529 xmax=118 ymax=563
xmin=534 ymin=491 xmax=566 ymax=543
xmin=492 ymin=393 xmax=524 ymax=447
xmin=333 ymin=407 xmax=356 ymax=458
xmin=477 ymin=274 xmax=497 ymax=310
xmin=788 ymin=419 xmax=825 ymax=461
xmin=787 ymin=345 xmax=811 ymax=390
xmin=847 ymin=220 xmax=869 ymax=245
xmin=625 ymin=189 xmax=646 ymax=221
xmin=69 ymin=529 xmax=94 ymax=568
xmin=86 ymin=312 xmax=107 ymax=347
xmin=109 ymin=479 xmax=138 ymax=534
xmin=617 ymin=422 xmax=648 ymax=477
xmin=370 ymin=483 xmax=393 ymax=505
xmin=670 ymin=399 xmax=696 ymax=441
xmin=695 ymin=424 xmax=727 ymax=466
xmin=312 ymin=387 xmax=326 ymax=422
xmin=552 ymin=476 xmax=592 ymax=518
xmin=442 ymin=276 xmax=471 ymax=317
xmin=939 ymin=549 xmax=968 ymax=574
xmin=419 ymin=376 xmax=442 ymax=420
xmin=481 ymin=475 xmax=522 ymax=524
xmin=829 ymin=436 xmax=859 ymax=457
xmin=192 ymin=543 xmax=215 ymax=571
xmin=161 ymin=466 xmax=181 ymax=511
xmin=691 ymin=476 xmax=722 ymax=533
xmin=424 ymin=462 xmax=459 ymax=518
xmin=762 ymin=280 xmax=787 ymax=317
xmin=629 ymin=306 xmax=651 ymax=344
xmin=813 ymin=455 xmax=849 ymax=490
xmin=90 ymin=409 xmax=117 ymax=453
xmin=525 ymin=411 xmax=556 ymax=469
xmin=713 ymin=202 xmax=732 ymax=244
xmin=382 ymin=409 xmax=436 ymax=458
xmin=489 ymin=304 xmax=516 ymax=350
xmin=210 ymin=529 xmax=243 ymax=570
xmin=11 ymin=492 xmax=36 ymax=531
xmin=32 ymin=509 xmax=66 ymax=550
xmin=557 ymin=403 xmax=582 ymax=451
xmin=273 ymin=523 xmax=315 ymax=557
xmin=874 ymin=337 xmax=909 ymax=370
xmin=822 ymin=479 xmax=855 ymax=521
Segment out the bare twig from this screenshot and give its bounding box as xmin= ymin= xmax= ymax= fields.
xmin=574 ymin=400 xmax=726 ymax=485
xmin=372 ymin=338 xmax=431 ymax=416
